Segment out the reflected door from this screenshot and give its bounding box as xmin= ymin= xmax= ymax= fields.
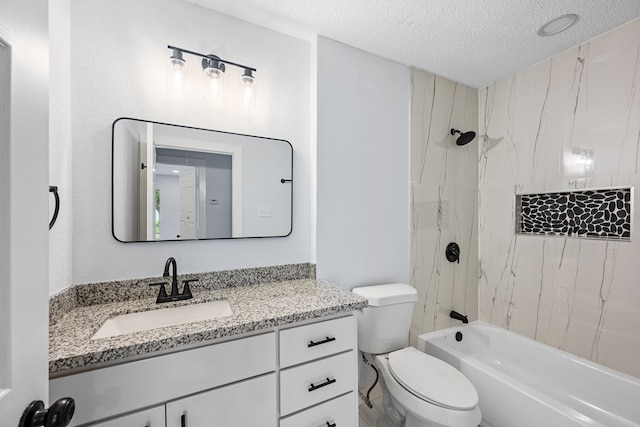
xmin=138 ymin=122 xmax=154 ymax=240
xmin=179 ymin=167 xmax=197 ymax=239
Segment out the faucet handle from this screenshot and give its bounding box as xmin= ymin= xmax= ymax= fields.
xmin=149 ymin=282 xmax=168 ymax=302
xmin=181 ymin=279 xmax=197 ymax=299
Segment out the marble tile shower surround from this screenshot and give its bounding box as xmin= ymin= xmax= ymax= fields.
xmin=478 ymin=19 xmax=640 ymax=378
xmin=409 ymin=68 xmax=478 ymax=346
xmin=49 ymin=263 xmax=316 ymax=324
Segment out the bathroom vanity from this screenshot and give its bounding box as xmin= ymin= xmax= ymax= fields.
xmin=49 ymin=274 xmax=366 ymax=427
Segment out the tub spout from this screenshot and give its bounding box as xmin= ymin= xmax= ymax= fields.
xmin=450 ymin=310 xmax=468 ymax=324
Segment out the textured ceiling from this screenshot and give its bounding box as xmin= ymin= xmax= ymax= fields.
xmin=183 ymin=0 xmax=640 ymax=88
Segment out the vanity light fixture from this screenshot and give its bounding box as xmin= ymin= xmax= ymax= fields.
xmin=167 ymin=45 xmax=257 ymax=105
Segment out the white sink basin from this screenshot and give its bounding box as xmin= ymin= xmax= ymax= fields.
xmin=91 ymin=300 xmax=233 ymax=340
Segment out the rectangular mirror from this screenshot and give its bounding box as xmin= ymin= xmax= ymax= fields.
xmin=112 ymin=118 xmax=292 ymax=242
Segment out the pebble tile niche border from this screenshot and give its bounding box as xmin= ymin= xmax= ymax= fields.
xmin=515 ymin=187 xmax=632 ymax=241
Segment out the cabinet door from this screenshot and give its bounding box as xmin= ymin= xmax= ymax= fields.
xmin=166 ymin=373 xmax=276 ymax=427
xmin=88 ymin=406 xmax=164 ymax=427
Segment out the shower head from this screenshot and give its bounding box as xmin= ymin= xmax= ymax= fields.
xmin=450 ymin=128 xmax=476 ymax=146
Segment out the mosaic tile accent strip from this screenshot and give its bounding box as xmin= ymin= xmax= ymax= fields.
xmin=516 ymin=187 xmax=632 ymax=240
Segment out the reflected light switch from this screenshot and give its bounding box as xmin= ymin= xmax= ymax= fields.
xmin=258 ymin=206 xmax=272 ymax=217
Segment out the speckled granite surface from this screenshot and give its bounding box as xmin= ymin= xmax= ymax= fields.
xmin=49 ymin=263 xmax=316 ymax=324
xmin=49 ymin=278 xmax=367 ymax=376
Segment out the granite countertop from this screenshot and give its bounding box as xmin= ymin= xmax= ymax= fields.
xmin=49 ymin=279 xmax=367 ymax=376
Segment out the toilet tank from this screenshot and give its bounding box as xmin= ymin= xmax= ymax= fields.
xmin=352 ymin=284 xmax=417 ymax=354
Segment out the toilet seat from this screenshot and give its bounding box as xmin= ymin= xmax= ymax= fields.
xmin=388 ymin=347 xmax=478 ymax=410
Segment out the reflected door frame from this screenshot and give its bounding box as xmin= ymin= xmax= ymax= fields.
xmin=154 ymin=137 xmax=243 ymax=238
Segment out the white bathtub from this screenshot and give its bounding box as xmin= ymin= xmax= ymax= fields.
xmin=417 ymin=321 xmax=640 ymax=427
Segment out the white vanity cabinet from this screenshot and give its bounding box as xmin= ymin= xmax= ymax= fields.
xmin=50 ymin=332 xmax=276 ymax=426
xmin=50 ymin=315 xmax=358 ymax=427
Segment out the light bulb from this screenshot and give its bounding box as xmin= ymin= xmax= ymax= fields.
xmin=239 ymin=69 xmax=256 ymax=107
xmin=204 ymin=66 xmax=224 ymax=79
xmin=202 ymin=56 xmax=226 ymax=103
xmin=202 ymin=57 xmax=225 ymax=78
xmin=166 ymin=49 xmax=188 ymax=94
xmin=208 ymin=76 xmax=224 ymax=101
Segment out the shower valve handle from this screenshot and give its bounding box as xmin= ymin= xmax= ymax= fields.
xmin=446 ymin=242 xmax=460 ymax=263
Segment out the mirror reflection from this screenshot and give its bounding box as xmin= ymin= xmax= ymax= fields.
xmin=112 ymin=118 xmax=292 ymax=242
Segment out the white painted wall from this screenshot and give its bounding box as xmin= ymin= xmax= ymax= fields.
xmin=49 ymin=0 xmax=73 ymax=295
xmin=316 ymin=37 xmax=411 ymax=289
xmin=67 ymin=0 xmax=311 ymax=284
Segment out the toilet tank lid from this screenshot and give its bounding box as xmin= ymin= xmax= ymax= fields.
xmin=352 ymin=283 xmax=417 ymax=306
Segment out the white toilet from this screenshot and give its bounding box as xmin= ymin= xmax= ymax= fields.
xmin=352 ymin=283 xmax=481 ymax=427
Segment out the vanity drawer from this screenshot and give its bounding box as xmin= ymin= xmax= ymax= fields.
xmin=280 ymin=350 xmax=356 ymax=416
xmin=280 ymin=392 xmax=356 ymax=427
xmin=279 ymin=316 xmax=355 ymax=368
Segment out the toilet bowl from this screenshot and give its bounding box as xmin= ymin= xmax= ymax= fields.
xmin=352 ymin=284 xmax=481 ymax=427
xmin=374 ymin=348 xmax=480 ymax=427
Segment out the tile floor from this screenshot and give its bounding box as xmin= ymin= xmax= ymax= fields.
xmin=358 ymin=384 xmax=394 ymax=427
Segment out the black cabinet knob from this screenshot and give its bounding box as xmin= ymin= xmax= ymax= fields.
xmin=19 ymin=398 xmax=75 ymax=427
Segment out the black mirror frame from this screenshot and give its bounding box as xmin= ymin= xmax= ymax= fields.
xmin=111 ymin=117 xmax=293 ymax=243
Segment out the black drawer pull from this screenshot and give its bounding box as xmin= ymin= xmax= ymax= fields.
xmin=308 ymin=377 xmax=336 ymax=392
xmin=181 ymin=413 xmax=186 ymax=427
xmin=308 ymin=336 xmax=336 ymax=348
xmin=326 ymin=422 xmax=337 ymax=427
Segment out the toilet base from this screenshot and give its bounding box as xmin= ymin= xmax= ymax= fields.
xmin=380 ymin=384 xmax=404 ymax=426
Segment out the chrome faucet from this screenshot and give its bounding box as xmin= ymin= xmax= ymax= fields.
xmin=149 ymin=257 xmax=195 ymax=303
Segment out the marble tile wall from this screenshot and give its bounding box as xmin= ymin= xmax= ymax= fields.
xmin=479 ymin=19 xmax=640 ymax=377
xmin=409 ymin=68 xmax=478 ymax=346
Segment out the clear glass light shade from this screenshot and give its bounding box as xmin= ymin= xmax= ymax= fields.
xmin=203 ymin=58 xmax=225 ymax=103
xmin=207 ymin=74 xmax=225 ymax=103
xmin=204 ymin=65 xmax=224 ymax=79
xmin=166 ymin=52 xmax=189 ymax=94
xmin=203 ymin=57 xmax=225 ymax=79
xmin=239 ymin=70 xmax=256 ymax=107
